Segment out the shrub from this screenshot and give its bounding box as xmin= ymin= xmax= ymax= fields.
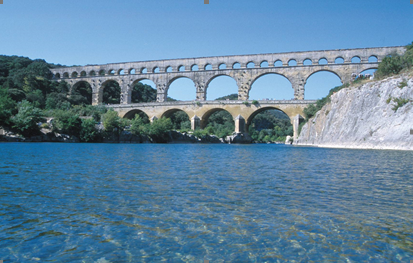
xmin=80 ymin=118 xmax=100 ymax=142
xmin=398 ymin=80 xmax=408 ymax=89
xmin=252 ymin=100 xmax=259 ymax=106
xmin=391 ymin=97 xmax=411 ymax=112
xmin=11 ymin=100 xmax=44 ymax=136
xmin=52 ymin=111 xmax=82 ymax=137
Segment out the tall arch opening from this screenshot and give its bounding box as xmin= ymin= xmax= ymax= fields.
xmin=71 ymin=81 xmax=92 ymax=105
xmin=206 ymin=75 xmax=238 ymax=100
xmin=201 ymin=109 xmax=234 ymax=138
xmin=167 ymin=77 xmax=196 ymax=101
xmin=131 ymin=79 xmax=157 ymax=103
xmin=102 ymin=80 xmax=121 ymax=104
xmin=249 ymin=73 xmax=293 ymax=100
xmin=247 ymin=107 xmax=292 ymax=143
xmin=123 ymin=109 xmax=150 ymax=123
xmin=305 ymin=71 xmax=342 ymax=100
xmin=162 ymin=109 xmax=191 ymax=131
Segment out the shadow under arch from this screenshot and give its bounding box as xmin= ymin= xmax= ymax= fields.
xmin=200 ymin=108 xmax=235 ymax=129
xmin=161 ymin=108 xmax=191 ymax=119
xmin=246 ymin=106 xmax=291 ymax=131
xmin=123 ymin=109 xmax=150 ymax=123
xmin=71 ymin=80 xmax=92 ymax=105
xmin=249 ymin=72 xmax=293 ymax=100
xmin=205 ymin=74 xmax=238 ymax=100
xmin=101 ymin=79 xmax=121 ymax=105
xmin=167 ymin=76 xmax=196 ymax=101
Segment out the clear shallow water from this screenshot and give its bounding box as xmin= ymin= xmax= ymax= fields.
xmin=0 ymin=143 xmax=412 ymax=262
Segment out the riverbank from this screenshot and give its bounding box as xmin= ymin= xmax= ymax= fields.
xmin=295 ymin=73 xmax=413 ymax=150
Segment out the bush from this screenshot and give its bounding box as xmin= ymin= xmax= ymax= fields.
xmin=375 ymin=42 xmax=413 ymax=78
xmin=52 ymin=111 xmax=82 ymax=137
xmin=144 ymin=117 xmax=172 ymax=142
xmin=0 ymin=86 xmax=16 ymax=126
xmin=391 ymin=97 xmax=411 ymax=112
xmin=80 ymin=118 xmax=100 ymax=142
xmin=11 ymin=100 xmax=44 ymax=136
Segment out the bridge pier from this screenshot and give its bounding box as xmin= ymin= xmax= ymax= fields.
xmin=292 ymin=114 xmax=305 ymax=141
xmin=234 ymin=115 xmax=246 ymax=133
xmin=191 ymin=115 xmax=201 ymax=130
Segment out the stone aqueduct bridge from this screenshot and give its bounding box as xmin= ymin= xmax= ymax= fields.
xmin=50 ymin=46 xmax=405 ymax=139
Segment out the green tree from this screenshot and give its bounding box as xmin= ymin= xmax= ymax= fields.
xmin=0 ymin=86 xmax=16 ymax=126
xmin=52 ymin=111 xmax=82 ymax=137
xmin=131 ymin=82 xmax=156 ymax=103
xmin=102 ymin=109 xmax=120 ymax=132
xmin=80 ymin=118 xmax=100 ymax=142
xmin=11 ymin=100 xmax=44 ymax=136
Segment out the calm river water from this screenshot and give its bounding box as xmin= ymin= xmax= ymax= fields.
xmin=0 ymin=143 xmax=412 ymax=262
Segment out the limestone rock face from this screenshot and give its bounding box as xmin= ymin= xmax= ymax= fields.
xmin=295 ymin=74 xmax=413 ymax=150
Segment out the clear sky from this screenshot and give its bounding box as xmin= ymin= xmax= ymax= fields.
xmin=1 ymin=0 xmax=412 ymax=100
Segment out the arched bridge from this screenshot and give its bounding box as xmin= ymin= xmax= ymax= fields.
xmin=50 ymin=46 xmax=405 ymax=104
xmin=110 ymin=100 xmax=316 ymax=140
xmin=50 ymin=46 xmax=405 ymax=140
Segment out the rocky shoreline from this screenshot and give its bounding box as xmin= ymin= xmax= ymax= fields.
xmin=0 ymin=129 xmax=253 ymax=144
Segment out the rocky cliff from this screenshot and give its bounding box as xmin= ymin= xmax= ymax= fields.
xmin=295 ymin=73 xmax=413 ymax=150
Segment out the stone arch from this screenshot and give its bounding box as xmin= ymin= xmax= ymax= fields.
xmin=274 ymin=60 xmax=283 ymax=67
xmin=71 ymin=80 xmax=93 ymax=104
xmin=249 ymin=72 xmax=293 ymax=100
xmin=63 ymin=72 xmax=69 ymax=78
xmin=305 ymin=69 xmax=343 ymax=84
xmin=108 ymin=69 xmax=115 ymax=75
xmin=161 ymin=108 xmax=191 ymax=119
xmin=318 ymin=58 xmax=328 ymax=65
xmin=123 ymin=109 xmax=150 ymax=122
xmin=205 ymin=64 xmax=212 ymax=70
xmin=130 ymin=78 xmax=157 ymax=103
xmin=288 ymin=59 xmax=297 ymax=66
xmin=118 ymin=69 xmax=125 ymax=75
xmin=205 ymin=74 xmax=238 ymax=100
xmin=246 ymin=107 xmax=291 ymax=129
xmin=166 ymin=66 xmax=172 ymax=72
xmin=71 ymin=71 xmax=78 ymax=78
xmin=199 ymin=108 xmax=236 ymax=129
xmin=178 ymin=65 xmax=185 ymax=72
xmin=141 ymin=67 xmax=147 ymax=74
xmin=191 ymin=64 xmax=199 ymax=71
xmin=129 ymin=68 xmax=136 ymax=74
xmin=305 ymin=70 xmax=343 ymax=99
xmin=161 ymin=109 xmax=191 ymax=130
xmin=166 ymin=76 xmax=196 ymax=101
xmin=55 ymin=73 xmax=61 ymax=79
xmin=368 ymin=55 xmax=378 ymax=62
xmin=89 ymin=70 xmax=96 ymax=76
xmin=101 ymin=79 xmax=121 ymax=104
xmin=232 ymin=62 xmax=241 ymax=69
xmin=80 ymin=71 xmax=87 ymax=77
xmin=260 ymin=60 xmax=269 ymax=67
xmin=99 ymin=70 xmax=105 ymax=76
xmin=247 ymin=62 xmax=255 ymax=68
xmin=351 ymin=56 xmax=361 ymax=63
xmin=153 ymin=67 xmax=160 ymax=73
xmin=303 ymin=59 xmax=312 ymax=65
xmin=218 ymin=63 xmax=226 ymax=70
xmin=335 ymin=57 xmax=344 ymax=64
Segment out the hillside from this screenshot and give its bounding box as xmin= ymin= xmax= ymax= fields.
xmin=295 ymin=73 xmax=413 ymax=150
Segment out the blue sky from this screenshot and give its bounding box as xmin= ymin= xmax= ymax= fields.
xmin=1 ymin=0 xmax=412 ymax=100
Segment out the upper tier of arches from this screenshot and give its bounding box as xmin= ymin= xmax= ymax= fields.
xmin=51 ymin=46 xmax=404 ymax=79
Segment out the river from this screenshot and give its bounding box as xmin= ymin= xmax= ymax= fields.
xmin=0 ymin=143 xmax=412 ymax=262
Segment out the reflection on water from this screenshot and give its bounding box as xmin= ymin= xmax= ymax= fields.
xmin=0 ymin=143 xmax=413 ymax=262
